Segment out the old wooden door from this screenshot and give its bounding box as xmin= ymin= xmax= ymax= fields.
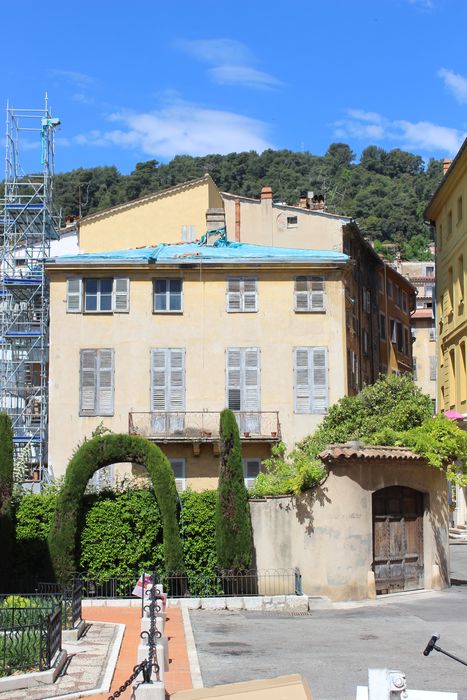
xmin=372 ymin=486 xmax=424 ymax=594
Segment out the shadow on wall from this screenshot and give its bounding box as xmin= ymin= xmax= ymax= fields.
xmin=294 ymin=484 xmax=331 ymax=536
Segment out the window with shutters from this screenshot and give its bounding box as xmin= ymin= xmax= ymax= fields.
xmin=150 ymin=349 xmax=185 ymax=434
xmin=79 ymin=349 xmax=114 ymax=416
xmin=170 ymin=459 xmax=186 ymax=491
xmin=226 ymin=348 xmax=260 ymax=432
xmin=430 ymin=355 xmax=437 ymax=381
xmin=67 ymin=277 xmax=129 ymax=313
xmin=294 ymin=347 xmax=328 ymax=414
xmin=380 ymin=313 xmax=387 ymax=340
xmin=226 ymin=278 xmax=257 ymax=312
xmin=294 ymin=276 xmax=325 ymax=312
xmin=153 ymin=279 xmax=183 ymax=313
xmin=363 ymin=289 xmax=371 ymax=314
xmin=243 ymin=458 xmax=261 ymax=489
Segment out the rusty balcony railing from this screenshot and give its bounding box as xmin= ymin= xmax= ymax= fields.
xmin=128 ymin=411 xmax=281 ymax=442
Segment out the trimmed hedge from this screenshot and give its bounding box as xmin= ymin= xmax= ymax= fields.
xmin=215 ymin=409 xmax=253 ymax=570
xmin=14 ymin=486 xmax=217 ymax=585
xmin=49 ymin=433 xmax=184 ymax=583
xmin=0 ymin=414 xmax=14 ymax=591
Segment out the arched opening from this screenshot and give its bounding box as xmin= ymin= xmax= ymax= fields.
xmin=372 ymin=485 xmax=424 ymax=595
xmin=49 ymin=434 xmax=184 ymax=583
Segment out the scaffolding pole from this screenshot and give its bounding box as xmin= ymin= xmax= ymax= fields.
xmin=0 ymin=95 xmax=60 ymax=482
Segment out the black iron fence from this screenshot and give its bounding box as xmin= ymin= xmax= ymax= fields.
xmin=37 ymin=582 xmax=82 ymax=630
xmin=0 ymin=597 xmax=62 ymax=677
xmin=75 ymin=568 xmax=301 ymax=599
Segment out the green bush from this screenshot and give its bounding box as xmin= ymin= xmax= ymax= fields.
xmin=49 ymin=433 xmax=184 ymax=583
xmin=14 ymin=492 xmax=57 ymax=584
xmin=0 ymin=414 xmax=14 ymax=592
xmin=215 ymin=409 xmax=253 ymax=570
xmin=180 ymin=489 xmax=217 ymax=574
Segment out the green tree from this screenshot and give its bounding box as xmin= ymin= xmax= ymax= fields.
xmin=0 ymin=414 xmax=14 ymax=591
xmin=215 ymin=409 xmax=253 ymax=570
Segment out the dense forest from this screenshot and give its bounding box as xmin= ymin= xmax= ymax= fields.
xmin=54 ymin=143 xmax=444 ymax=260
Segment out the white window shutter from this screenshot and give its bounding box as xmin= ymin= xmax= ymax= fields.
xmin=310 ymin=277 xmax=325 ymax=311
xmin=80 ymin=350 xmax=97 ymax=414
xmin=243 ymin=348 xmax=260 ymax=412
xmin=169 ymin=349 xmax=185 ymax=412
xmin=294 ymin=277 xmax=310 ymax=311
xmin=227 ymin=279 xmax=241 ymax=312
xmin=151 ymin=349 xmax=167 ymax=411
xmin=311 ymin=347 xmax=328 ymax=414
xmin=67 ymin=277 xmax=82 ymax=313
xmin=98 ymin=349 xmax=114 ymax=415
xmin=113 ymin=277 xmax=130 ymax=313
xmin=295 ymin=348 xmax=311 ymax=413
xmin=226 ymin=349 xmax=241 ymax=411
xmin=243 ymin=278 xmax=257 ymax=312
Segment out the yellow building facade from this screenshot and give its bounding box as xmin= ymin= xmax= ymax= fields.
xmin=425 ymin=140 xmax=467 ymax=416
xmin=46 ymin=242 xmax=349 ymax=489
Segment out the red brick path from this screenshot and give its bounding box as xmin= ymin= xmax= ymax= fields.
xmin=84 ymin=605 xmax=193 ymax=699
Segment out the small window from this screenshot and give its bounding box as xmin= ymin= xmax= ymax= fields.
xmin=448 ymin=210 xmax=453 ymax=236
xmin=287 ymin=216 xmax=298 ymax=228
xmin=294 ymin=276 xmax=325 ymax=312
xmin=68 ymin=277 xmax=129 ymax=314
xmin=243 ymin=458 xmax=261 ymax=489
xmin=227 ymin=277 xmax=257 ymax=312
xmin=457 ymin=196 xmax=463 ymax=224
xmin=170 ymin=459 xmax=186 ymax=492
xmin=426 ymin=265 xmax=434 ymax=277
xmin=380 ymin=313 xmax=386 ymax=340
xmin=153 ymin=279 xmax=183 ymax=313
xmin=387 ymin=279 xmax=393 ymax=299
xmin=85 ymin=278 xmax=113 ymax=312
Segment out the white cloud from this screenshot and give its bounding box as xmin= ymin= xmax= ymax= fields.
xmin=209 ymin=65 xmax=282 ymax=89
xmin=72 ymin=102 xmax=273 ymax=158
xmin=438 ymin=68 xmax=467 ymax=104
xmin=72 ymin=93 xmax=95 ymax=105
xmin=177 ymin=37 xmax=281 ymax=91
xmin=335 ymin=109 xmax=465 ymax=155
xmin=49 ymin=70 xmax=96 ymax=88
xmin=406 ymin=0 xmax=433 ymax=8
xmin=177 ymin=38 xmax=252 ymax=65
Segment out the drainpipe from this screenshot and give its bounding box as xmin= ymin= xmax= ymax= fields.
xmin=235 ymin=198 xmax=241 ymax=242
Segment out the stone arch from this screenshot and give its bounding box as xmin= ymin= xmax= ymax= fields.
xmin=49 ymin=433 xmax=184 ymax=583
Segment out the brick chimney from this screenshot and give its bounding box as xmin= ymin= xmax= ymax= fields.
xmin=260 ymin=186 xmax=273 ymax=201
xmin=205 ymin=207 xmax=225 ymax=231
xmin=443 ymin=158 xmax=452 ymax=176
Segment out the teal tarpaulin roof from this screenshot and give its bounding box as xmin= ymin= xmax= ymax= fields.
xmin=50 ymin=240 xmax=349 ymax=265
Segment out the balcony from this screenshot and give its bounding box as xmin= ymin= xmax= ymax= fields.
xmin=128 ymin=411 xmax=281 ymax=442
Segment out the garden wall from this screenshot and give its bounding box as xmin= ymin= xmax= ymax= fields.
xmin=249 ymin=447 xmax=450 ymax=601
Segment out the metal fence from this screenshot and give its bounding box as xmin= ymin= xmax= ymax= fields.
xmin=0 ymin=598 xmax=62 ymax=677
xmin=74 ymin=568 xmax=301 ymax=599
xmin=37 ymin=582 xmax=82 ymax=630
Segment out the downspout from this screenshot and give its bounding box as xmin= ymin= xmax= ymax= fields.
xmin=235 ymin=198 xmax=241 ymax=242
xmin=384 ymin=264 xmax=390 ymax=371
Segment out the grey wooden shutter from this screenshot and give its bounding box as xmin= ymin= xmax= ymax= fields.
xmin=294 ymin=277 xmax=309 ymax=311
xmin=243 ymin=278 xmax=257 ymax=312
xmin=294 ymin=348 xmax=311 ymax=413
xmin=227 ymin=279 xmax=241 ymax=312
xmin=311 ymin=347 xmax=328 ymax=413
xmin=243 ymin=348 xmax=260 ymax=411
xmin=98 ymin=349 xmax=114 ymax=415
xmin=113 ymin=277 xmax=130 ymax=312
xmin=310 ymin=277 xmax=325 ymax=311
xmin=80 ymin=349 xmax=97 ymax=414
xmin=151 ymin=349 xmax=167 ymax=411
xmin=226 ymin=349 xmax=241 ymax=410
xmin=169 ymin=349 xmax=185 ymax=431
xmin=67 ymin=277 xmax=82 ymax=313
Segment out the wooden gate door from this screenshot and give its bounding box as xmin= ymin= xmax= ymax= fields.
xmin=372 ymin=486 xmax=424 ymax=594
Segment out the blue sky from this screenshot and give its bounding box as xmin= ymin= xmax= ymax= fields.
xmin=2 ymin=0 xmax=466 ymax=174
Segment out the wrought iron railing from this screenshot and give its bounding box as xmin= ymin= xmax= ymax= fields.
xmin=75 ymin=568 xmax=300 ymax=599
xmin=129 ymin=411 xmax=281 ymax=441
xmin=0 ymin=597 xmax=62 ymax=677
xmin=37 ymin=582 xmax=82 ymax=630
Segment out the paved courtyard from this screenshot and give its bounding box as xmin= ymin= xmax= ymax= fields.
xmin=190 ymin=581 xmax=467 ymax=700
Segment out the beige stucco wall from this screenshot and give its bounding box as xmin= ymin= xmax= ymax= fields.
xmin=222 ymin=195 xmax=346 ymax=252
xmin=250 ymin=460 xmax=449 ymax=601
xmin=47 ymin=266 xmax=347 ymax=478
xmin=412 ymin=318 xmax=437 ymax=401
xmin=79 ymin=177 xmax=222 ymax=253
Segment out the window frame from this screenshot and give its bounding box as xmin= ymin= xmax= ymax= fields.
xmin=286 ymin=216 xmax=298 ymax=229
xmin=170 ymin=458 xmax=187 ymax=492
xmin=153 ymin=278 xmax=183 ymax=314
xmin=294 ymin=276 xmax=326 ymax=313
xmin=79 ymin=348 xmax=115 ymax=417
xmin=67 ymin=277 xmax=130 ymax=314
xmin=243 ymin=458 xmax=261 ymax=489
xmin=226 ymin=277 xmax=258 ymax=313
xmin=294 ymin=346 xmax=328 ymax=414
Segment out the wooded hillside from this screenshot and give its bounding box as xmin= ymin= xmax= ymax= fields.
xmin=54 ymin=143 xmax=443 ymax=260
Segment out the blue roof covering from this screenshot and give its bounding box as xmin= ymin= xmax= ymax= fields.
xmin=51 ymin=240 xmax=349 ymax=265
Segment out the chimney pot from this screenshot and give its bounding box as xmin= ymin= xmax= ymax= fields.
xmin=260 ymin=186 xmax=273 ymax=200
xmin=443 ymin=158 xmax=452 ymax=175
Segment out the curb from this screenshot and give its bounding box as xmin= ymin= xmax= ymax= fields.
xmin=181 ymin=606 xmax=203 ymax=689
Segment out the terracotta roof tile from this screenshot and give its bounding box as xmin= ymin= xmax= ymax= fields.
xmin=319 ymin=443 xmax=423 ymax=463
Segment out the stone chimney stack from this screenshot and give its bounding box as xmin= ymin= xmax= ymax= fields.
xmin=443 ymin=158 xmax=452 ymax=176
xmin=260 ymin=186 xmax=273 ymax=201
xmin=205 ymin=207 xmax=225 ymax=231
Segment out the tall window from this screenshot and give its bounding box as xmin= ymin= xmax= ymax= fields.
xmin=294 ymin=347 xmax=328 ymax=414
xmin=430 ymin=355 xmax=437 ymax=382
xmin=67 ymin=277 xmax=129 ymax=313
xmin=448 ymin=210 xmax=453 ymax=236
xmin=226 ymin=348 xmax=260 ymax=432
xmin=457 ymin=196 xmax=463 ymax=224
xmin=294 ymin=276 xmax=325 ymax=312
xmin=153 ymin=279 xmax=183 ymax=313
xmin=80 ymin=349 xmax=114 ymax=416
xmin=458 ymin=255 xmax=464 ymax=305
xmin=243 ymin=458 xmax=261 ymax=489
xmin=150 ymin=349 xmax=185 ymax=433
xmin=170 ymin=459 xmax=186 ymax=491
xmin=226 ymin=278 xmax=257 ymax=312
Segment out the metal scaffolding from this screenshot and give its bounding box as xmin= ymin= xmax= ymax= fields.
xmin=0 ymin=95 xmax=60 ymax=482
